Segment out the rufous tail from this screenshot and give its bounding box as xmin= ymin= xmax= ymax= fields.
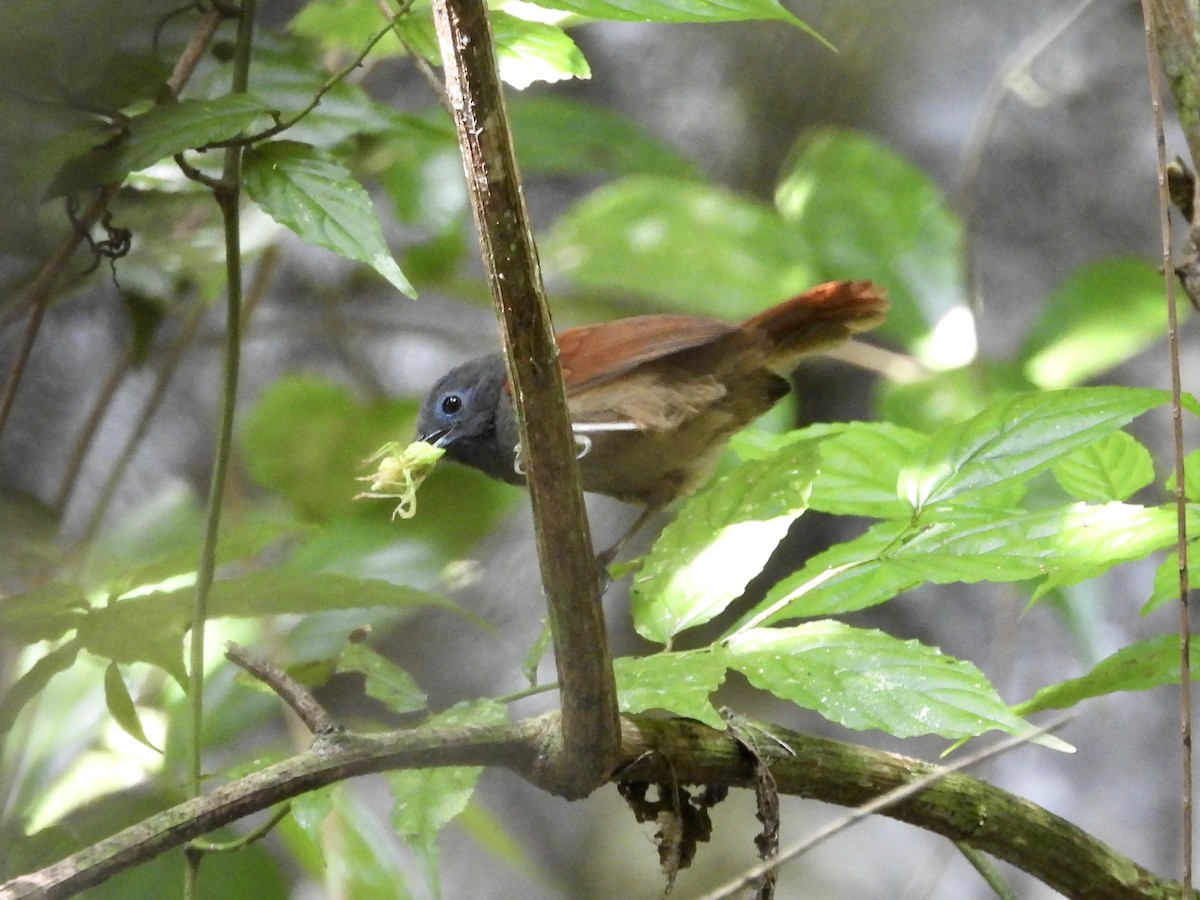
xmin=741 ymin=280 xmax=888 ymax=373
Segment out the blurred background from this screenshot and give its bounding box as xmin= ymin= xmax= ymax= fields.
xmin=1 ymin=0 xmax=1194 ymax=897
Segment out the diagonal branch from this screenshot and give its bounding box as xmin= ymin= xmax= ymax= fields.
xmin=429 ymin=0 xmax=619 ymax=798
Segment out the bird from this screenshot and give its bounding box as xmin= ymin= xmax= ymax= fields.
xmin=416 ymin=280 xmax=887 ymax=553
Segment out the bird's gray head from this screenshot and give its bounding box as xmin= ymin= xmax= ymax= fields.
xmin=416 ymin=353 xmax=522 ymax=485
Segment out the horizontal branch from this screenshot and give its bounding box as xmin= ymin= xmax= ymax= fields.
xmin=1 ymin=714 xmax=1188 ymax=900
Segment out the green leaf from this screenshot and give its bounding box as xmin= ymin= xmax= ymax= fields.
xmin=737 ymin=521 xmax=920 ymax=627
xmin=0 ymin=492 xmax=59 ymax=593
xmin=1168 ymin=448 xmax=1200 ymax=502
xmin=0 ymin=583 xmax=88 ymax=645
xmin=490 ymin=12 xmax=590 ymax=89
xmin=241 ymin=375 xmax=517 ymax=569
xmin=1022 ymin=259 xmax=1171 ymax=389
xmin=802 ymin=422 xmax=928 ymax=518
xmin=103 ymin=663 xmax=161 ymax=753
xmin=179 ymin=572 xmax=462 ymax=619
xmin=775 ymin=128 xmax=965 ymax=347
xmin=388 ymin=701 xmax=507 ymax=836
xmin=77 ymin=573 xmax=462 ymax=683
xmin=1016 ymin=634 xmax=1200 ymax=715
xmin=899 ymin=387 xmax=1165 ymax=511
xmin=387 ymin=701 xmax=509 ymax=894
xmin=78 ymin=602 xmax=189 ymax=685
xmin=888 ymin=503 xmax=1185 ymax=586
xmin=240 ymin=376 xmax=418 ymax=523
xmin=290 ymin=0 xmax=395 ymax=57
xmin=544 ymin=175 xmax=816 ymax=320
xmin=525 ymin=0 xmax=822 ymax=37
xmin=0 ymin=640 xmax=80 ymax=737
xmin=1144 ymin=550 xmax=1183 ymax=615
xmin=740 ymin=500 xmax=1174 ymax=627
xmin=1052 ymin=430 xmax=1155 ymax=502
xmin=392 ymin=9 xmax=589 ymax=89
xmin=243 ymin=41 xmax=415 ymax=148
xmin=82 ymin=494 xmax=305 ymax=600
xmin=876 ymin=364 xmax=1027 ymax=435
xmin=279 ymin=785 xmax=336 ymax=875
xmin=280 ymin=784 xmax=411 ymax=897
xmin=50 ymin=94 xmax=278 ymax=195
xmin=632 ymin=441 xmax=820 ymax=643
xmin=726 ymin=622 xmax=1057 ymax=744
xmin=337 ymin=643 xmax=428 ymax=715
xmin=508 ymin=96 xmax=698 ymax=178
xmin=614 ymin=650 xmax=728 ymax=729
xmin=243 ymin=140 xmax=414 ymax=296
xmin=731 ymin=422 xmax=927 ymax=519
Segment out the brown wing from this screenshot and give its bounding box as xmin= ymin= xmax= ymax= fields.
xmin=557 ymin=315 xmax=737 ymax=393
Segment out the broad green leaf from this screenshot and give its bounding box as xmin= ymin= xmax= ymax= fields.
xmin=899 ymin=388 xmax=1165 ymax=510
xmin=1144 ymin=550 xmax=1183 ymax=615
xmin=1167 ymin=448 xmax=1200 ymax=502
xmin=244 ymin=42 xmax=417 ymax=148
xmin=278 ymin=785 xmax=336 ymax=876
xmin=775 ymin=128 xmax=965 ymax=347
xmin=170 ymin=572 xmax=461 ymax=619
xmin=290 ymin=0 xmax=404 ymax=58
xmin=77 ymin=573 xmax=462 ymax=682
xmin=243 ymin=140 xmax=414 ymax=296
xmin=387 ymin=700 xmax=508 ymax=895
xmin=388 ymin=701 xmax=507 ymax=838
xmin=1052 ymin=430 xmax=1155 ymax=502
xmin=809 ymin=422 xmax=927 ymax=518
xmin=282 ymin=784 xmax=411 ymax=899
xmin=240 ymin=376 xmax=516 ymax=567
xmin=239 ymin=376 xmax=418 ymax=523
xmin=614 ymin=649 xmax=727 ymax=729
xmin=490 ymin=12 xmax=590 ymax=88
xmin=875 ymin=364 xmax=1030 ymax=435
xmin=731 ymin=422 xmax=928 ymax=518
xmin=392 ymin=9 xmax=589 ymax=89
xmin=727 ymin=622 xmax=1058 ymax=744
xmin=509 ymin=96 xmax=698 ymax=178
xmin=888 ymin=503 xmax=1185 ymax=587
xmin=103 ymin=663 xmax=160 ymax=753
xmin=0 ymin=641 xmax=80 ymax=737
xmin=82 ymin=495 xmax=305 ymax=600
xmin=0 ymin=490 xmax=62 ymax=588
xmin=0 ymin=583 xmax=88 ymax=646
xmin=1022 ymin=259 xmax=1171 ymax=389
xmin=544 ymin=175 xmax=816 ymax=320
xmin=526 ymin=0 xmax=821 ymax=38
xmin=337 ymin=643 xmax=427 ymax=715
xmin=1017 ymin=634 xmax=1200 ymax=715
xmin=1189 ymin=450 xmax=1200 ymax=502
xmin=50 ymin=94 xmax=278 ymax=196
xmin=732 ymin=521 xmax=919 ymax=629
xmin=78 ymin=602 xmax=189 ymax=685
xmin=632 ymin=441 xmax=820 ymax=643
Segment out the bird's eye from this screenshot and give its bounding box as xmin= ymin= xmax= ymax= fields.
xmin=441 ymin=394 xmax=463 ymax=415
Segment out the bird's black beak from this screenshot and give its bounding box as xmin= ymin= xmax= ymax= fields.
xmin=419 ymin=425 xmax=455 ymax=448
